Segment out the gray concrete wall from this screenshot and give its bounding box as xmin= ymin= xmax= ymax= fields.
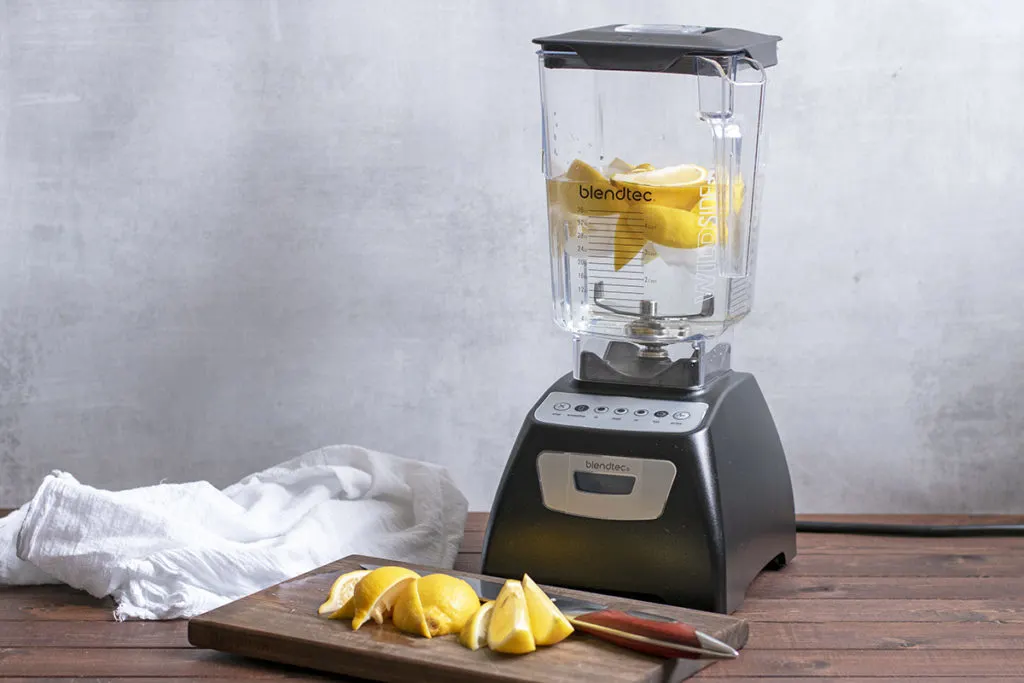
xmin=1 ymin=0 xmax=1022 ymax=512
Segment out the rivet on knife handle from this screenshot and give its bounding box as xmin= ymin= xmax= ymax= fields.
xmin=569 ymin=610 xmax=738 ymax=660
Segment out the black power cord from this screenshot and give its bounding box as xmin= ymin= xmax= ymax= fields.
xmin=796 ymin=520 xmax=1024 ymax=537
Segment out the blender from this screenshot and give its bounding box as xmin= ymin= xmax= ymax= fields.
xmin=480 ymin=24 xmax=796 ymax=614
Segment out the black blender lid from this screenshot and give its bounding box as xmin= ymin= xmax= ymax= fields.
xmin=533 ymin=24 xmax=781 ymax=73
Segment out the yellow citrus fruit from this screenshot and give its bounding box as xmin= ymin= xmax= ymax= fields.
xmin=487 ymin=579 xmax=536 ymax=655
xmin=643 ymin=204 xmax=715 ymax=250
xmin=458 ymin=600 xmax=495 ymax=651
xmin=521 ymin=574 xmax=574 ymax=646
xmin=551 ymin=159 xmax=630 ymax=215
xmin=613 ymin=213 xmax=645 ymax=271
xmin=350 ymin=566 xmax=419 ymax=631
xmin=392 ymin=578 xmax=430 ymax=637
xmin=392 ymin=573 xmax=480 ymax=638
xmin=317 ymin=569 xmax=369 ymax=618
xmin=611 ymin=163 xmax=708 ymax=211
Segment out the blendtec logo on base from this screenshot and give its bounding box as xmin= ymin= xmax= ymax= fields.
xmin=585 ymin=460 xmax=631 ymax=473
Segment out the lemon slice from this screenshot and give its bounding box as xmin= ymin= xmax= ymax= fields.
xmin=612 ymin=163 xmax=708 ymax=187
xmin=612 ymin=163 xmax=708 ymax=211
xmin=458 ymin=600 xmax=495 ymax=650
xmin=350 ymin=566 xmax=420 ymax=631
xmin=487 ymin=579 xmax=536 ymax=655
xmin=317 ymin=569 xmax=369 ymax=618
xmin=521 ymin=574 xmax=574 ymax=646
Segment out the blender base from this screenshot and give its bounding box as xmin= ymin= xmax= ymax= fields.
xmin=480 ymin=370 xmax=796 ymax=614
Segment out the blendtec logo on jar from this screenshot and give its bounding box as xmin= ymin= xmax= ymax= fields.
xmin=578 ymin=185 xmax=653 ymax=202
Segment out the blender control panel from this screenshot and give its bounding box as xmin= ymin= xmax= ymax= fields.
xmin=536 ymin=451 xmax=677 ymax=521
xmin=533 ymin=391 xmax=709 ymax=433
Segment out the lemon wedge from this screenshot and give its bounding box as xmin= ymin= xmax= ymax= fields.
xmin=643 ymin=204 xmax=714 ymax=250
xmin=521 ymin=574 xmax=574 ymax=646
xmin=458 ymin=600 xmax=495 ymax=651
xmin=566 ymin=158 xmax=607 ymax=184
xmin=392 ymin=573 xmax=480 ymax=638
xmin=487 ymin=579 xmax=536 ymax=655
xmin=317 ymin=569 xmax=370 ymax=618
xmin=391 ymin=577 xmax=429 ymax=637
xmin=350 ymin=566 xmax=419 ymax=631
xmin=611 ymin=163 xmax=708 ymax=211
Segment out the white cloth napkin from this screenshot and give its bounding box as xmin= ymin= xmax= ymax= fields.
xmin=0 ymin=444 xmax=468 ymax=621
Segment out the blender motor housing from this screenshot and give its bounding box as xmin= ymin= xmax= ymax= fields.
xmin=480 ymin=370 xmax=796 ymax=614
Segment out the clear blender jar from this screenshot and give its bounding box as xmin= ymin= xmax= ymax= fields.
xmin=536 ymin=24 xmax=780 ymax=390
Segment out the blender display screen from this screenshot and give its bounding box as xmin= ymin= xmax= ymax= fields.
xmin=573 ymin=471 xmax=636 ymax=495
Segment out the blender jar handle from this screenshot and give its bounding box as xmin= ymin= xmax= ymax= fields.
xmin=696 ymin=56 xmax=767 ymax=279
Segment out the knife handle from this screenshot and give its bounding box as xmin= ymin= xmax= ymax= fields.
xmin=570 ymin=610 xmax=704 ymax=659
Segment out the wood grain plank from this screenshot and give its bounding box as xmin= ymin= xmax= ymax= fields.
xmin=748 ymin=574 xmax=1024 ymax=600
xmin=0 ymin=648 xmax=336 ymax=678
xmin=746 ymin=621 xmax=1024 ymax=650
xmin=693 ymin=679 xmax=1024 ymax=682
xmin=0 ymin=680 xmax=341 ymax=683
xmin=737 ymin=599 xmax=1024 ymax=623
xmin=698 ymin=650 xmax=1024 ymax=677
xmin=0 ymin=586 xmax=114 ymax=621
xmin=780 ymin=552 xmax=1024 ymax=577
xmin=0 ymin=620 xmax=188 ymax=647
xmin=797 ymin=514 xmax=1024 ymax=525
xmin=798 ymin=533 xmax=1024 ymax=554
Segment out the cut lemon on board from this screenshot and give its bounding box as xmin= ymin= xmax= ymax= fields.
xmin=521 ymin=574 xmax=574 ymax=646
xmin=350 ymin=566 xmax=419 ymax=631
xmin=317 ymin=569 xmax=369 ymax=618
xmin=458 ymin=600 xmax=495 ymax=651
xmin=487 ymin=579 xmax=536 ymax=654
xmin=393 ymin=573 xmax=481 ymax=638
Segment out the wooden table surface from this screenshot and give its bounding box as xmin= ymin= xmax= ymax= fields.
xmin=3 ymin=511 xmax=1024 ymax=681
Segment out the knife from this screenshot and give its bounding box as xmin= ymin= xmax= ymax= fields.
xmin=358 ymin=563 xmax=737 ymax=660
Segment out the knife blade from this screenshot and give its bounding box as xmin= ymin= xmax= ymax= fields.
xmin=356 ymin=562 xmax=737 ymax=660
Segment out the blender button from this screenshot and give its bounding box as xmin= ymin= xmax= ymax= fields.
xmin=594 ymin=406 xmax=609 ymax=413
xmin=634 ymin=409 xmax=649 ymax=416
xmin=654 ymin=410 xmax=669 ymax=418
xmin=553 ymin=402 xmax=571 ymax=411
xmin=574 ymin=404 xmax=589 ymax=412
xmin=672 ymin=411 xmax=691 ymax=420
xmin=613 ymin=407 xmax=628 ymax=415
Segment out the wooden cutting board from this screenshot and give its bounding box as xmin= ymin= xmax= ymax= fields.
xmin=187 ymin=554 xmax=748 ymax=683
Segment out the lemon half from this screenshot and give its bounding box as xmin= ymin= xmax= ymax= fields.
xmin=392 ymin=573 xmax=480 ymax=638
